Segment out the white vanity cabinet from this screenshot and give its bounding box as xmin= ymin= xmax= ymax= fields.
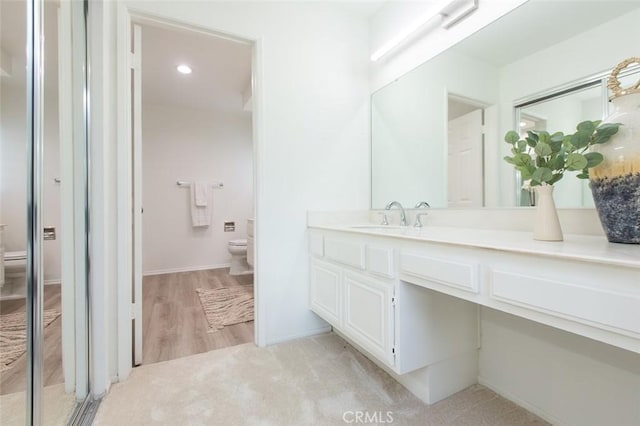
xmin=309 ymin=230 xmax=479 ymax=376
xmin=310 ymin=225 xmax=640 ymax=356
xmin=309 ymin=219 xmax=640 ymax=420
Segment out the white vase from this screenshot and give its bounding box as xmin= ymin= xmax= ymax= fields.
xmin=533 ymin=185 xmax=563 ymax=241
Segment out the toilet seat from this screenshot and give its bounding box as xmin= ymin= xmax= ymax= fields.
xmin=228 ymin=239 xmax=247 ymax=247
xmin=5 ymin=251 xmax=27 ymax=261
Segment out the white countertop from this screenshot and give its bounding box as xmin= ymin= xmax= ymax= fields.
xmin=309 ymin=224 xmax=640 ymax=269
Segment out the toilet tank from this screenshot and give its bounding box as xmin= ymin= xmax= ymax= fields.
xmin=247 ymin=219 xmax=254 ymax=267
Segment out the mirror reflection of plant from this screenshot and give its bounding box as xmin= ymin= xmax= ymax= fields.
xmin=503 ymin=120 xmax=622 ymax=186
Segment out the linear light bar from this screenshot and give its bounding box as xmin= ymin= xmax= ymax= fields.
xmin=370 ymin=0 xmax=478 ymax=62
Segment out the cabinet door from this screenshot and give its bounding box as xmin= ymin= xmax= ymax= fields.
xmin=310 ymin=260 xmax=341 ymax=326
xmin=343 ymin=273 xmax=395 ymax=366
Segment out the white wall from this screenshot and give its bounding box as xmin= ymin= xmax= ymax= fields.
xmin=92 ymin=0 xmax=371 ymax=386
xmin=0 ymin=83 xmax=61 ymax=285
xmin=141 ymin=103 xmax=253 ymax=274
xmin=479 ymin=308 xmax=640 ymax=426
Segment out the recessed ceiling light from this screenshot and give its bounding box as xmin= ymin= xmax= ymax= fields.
xmin=519 ymin=121 xmax=527 ymax=127
xmin=177 ymin=64 xmax=192 ymax=74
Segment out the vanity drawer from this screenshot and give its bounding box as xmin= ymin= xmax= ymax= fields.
xmin=325 ymin=238 xmax=365 ymax=270
xmin=489 ymin=270 xmax=640 ymax=335
xmin=400 ymin=252 xmax=479 ymax=294
xmin=366 ymin=246 xmax=394 ymax=278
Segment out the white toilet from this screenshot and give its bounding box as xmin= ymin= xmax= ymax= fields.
xmin=227 ymin=239 xmax=252 ymax=276
xmin=3 ymin=250 xmax=27 ymax=292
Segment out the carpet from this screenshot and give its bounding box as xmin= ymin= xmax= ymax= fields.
xmin=92 ymin=333 xmax=549 ymax=426
xmin=0 ymin=309 xmax=61 ymax=372
xmin=196 ymin=285 xmax=253 ymax=332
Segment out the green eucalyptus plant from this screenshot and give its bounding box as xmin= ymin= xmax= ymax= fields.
xmin=503 ymin=120 xmax=621 ymax=186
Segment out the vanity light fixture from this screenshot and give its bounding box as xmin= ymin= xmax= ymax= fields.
xmin=370 ymin=0 xmax=478 ymax=62
xmin=176 ymin=64 xmax=192 ymax=74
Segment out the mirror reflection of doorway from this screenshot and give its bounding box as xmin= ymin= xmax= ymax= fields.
xmin=447 ymin=95 xmax=491 ymax=208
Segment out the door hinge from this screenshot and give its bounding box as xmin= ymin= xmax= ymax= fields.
xmin=392 ymin=347 xmax=396 ymax=357
xmin=391 ymin=296 xmax=396 ymax=306
xmin=130 ymin=303 xmax=136 ymax=320
xmin=129 ymin=52 xmax=141 ymax=70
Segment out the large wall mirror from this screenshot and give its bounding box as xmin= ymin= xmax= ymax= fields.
xmin=371 ymin=0 xmax=640 ymax=209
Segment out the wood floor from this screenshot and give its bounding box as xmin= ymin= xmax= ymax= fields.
xmin=0 ymin=269 xmax=254 ymax=393
xmin=142 ymin=268 xmax=254 ymax=366
xmin=0 ymin=285 xmax=64 ymax=395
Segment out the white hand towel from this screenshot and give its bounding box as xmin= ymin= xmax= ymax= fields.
xmin=190 ymin=184 xmax=212 ymax=227
xmin=194 ymin=182 xmax=209 ymax=207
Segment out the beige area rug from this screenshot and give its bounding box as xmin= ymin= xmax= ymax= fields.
xmin=196 ymin=285 xmax=253 ymax=332
xmin=0 ymin=384 xmax=76 ymax=426
xmin=93 ymin=333 xmax=548 ymax=426
xmin=0 ymin=309 xmax=61 ymax=372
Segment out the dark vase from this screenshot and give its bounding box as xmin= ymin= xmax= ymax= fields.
xmin=589 ymin=58 xmax=640 ymax=244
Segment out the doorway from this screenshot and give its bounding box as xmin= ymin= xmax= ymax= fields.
xmin=447 ymin=95 xmax=492 ymax=208
xmin=132 ymin=21 xmax=256 ymax=366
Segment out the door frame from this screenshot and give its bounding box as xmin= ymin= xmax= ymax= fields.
xmin=115 ymin=5 xmax=265 ymax=381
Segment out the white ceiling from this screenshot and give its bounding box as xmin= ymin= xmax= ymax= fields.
xmin=452 ymin=0 xmax=640 ymax=67
xmin=140 ymin=23 xmax=252 ymax=113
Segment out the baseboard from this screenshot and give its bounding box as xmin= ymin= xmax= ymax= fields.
xmin=478 ymin=375 xmax=565 ymax=426
xmin=0 ymin=279 xmax=59 ymax=300
xmin=0 ymin=294 xmax=26 ymax=301
xmin=265 ymin=325 xmax=332 ymax=346
xmin=143 ymin=263 xmax=231 ymax=276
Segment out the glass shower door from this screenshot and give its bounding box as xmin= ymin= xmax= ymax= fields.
xmin=0 ymin=0 xmax=90 ymax=424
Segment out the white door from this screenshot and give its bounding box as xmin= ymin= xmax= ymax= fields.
xmin=132 ymin=24 xmax=143 ymax=366
xmin=448 ymin=109 xmax=484 ymax=208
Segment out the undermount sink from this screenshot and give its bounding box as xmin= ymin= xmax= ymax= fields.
xmin=350 ymin=225 xmax=404 ymax=230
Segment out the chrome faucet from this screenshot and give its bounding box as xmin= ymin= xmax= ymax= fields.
xmin=385 ymin=201 xmax=407 ymax=226
xmin=414 ymin=201 xmax=430 ymax=228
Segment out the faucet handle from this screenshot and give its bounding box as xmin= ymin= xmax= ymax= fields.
xmin=379 ymin=212 xmax=389 ymax=225
xmin=414 ymin=212 xmax=429 ymax=228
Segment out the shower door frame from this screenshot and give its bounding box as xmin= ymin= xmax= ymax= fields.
xmin=24 ymin=0 xmax=92 ymax=423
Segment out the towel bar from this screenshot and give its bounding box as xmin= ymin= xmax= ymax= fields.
xmin=176 ymin=180 xmax=224 ymax=188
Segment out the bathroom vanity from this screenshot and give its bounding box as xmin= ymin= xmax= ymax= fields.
xmin=308 ymin=216 xmax=640 ymax=405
